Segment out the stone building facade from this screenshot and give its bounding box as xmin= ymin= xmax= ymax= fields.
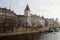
xmin=0 ymin=5 xmax=59 ymax=33
xmin=0 ymin=8 xmax=17 ymax=33
xmin=17 ymin=4 xmax=59 ymax=27
xmin=45 ymin=18 xmax=59 ymax=27
xmin=17 ymin=5 xmax=45 ymax=27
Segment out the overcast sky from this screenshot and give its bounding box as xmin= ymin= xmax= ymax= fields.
xmin=0 ymin=0 xmax=60 ymax=21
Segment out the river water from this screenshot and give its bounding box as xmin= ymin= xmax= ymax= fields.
xmin=0 ymin=32 xmax=60 ymax=40
xmin=39 ymin=32 xmax=60 ymax=40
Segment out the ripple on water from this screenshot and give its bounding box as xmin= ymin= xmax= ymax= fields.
xmin=39 ymin=32 xmax=60 ymax=40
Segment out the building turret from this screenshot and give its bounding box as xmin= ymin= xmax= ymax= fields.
xmin=24 ymin=4 xmax=31 ymax=17
xmin=24 ymin=4 xmax=32 ymax=26
xmin=24 ymin=4 xmax=30 ymax=11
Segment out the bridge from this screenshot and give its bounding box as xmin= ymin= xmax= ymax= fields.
xmin=0 ymin=27 xmax=49 ymax=37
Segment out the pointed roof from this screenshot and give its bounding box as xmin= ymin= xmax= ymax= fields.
xmin=24 ymin=4 xmax=30 ymax=11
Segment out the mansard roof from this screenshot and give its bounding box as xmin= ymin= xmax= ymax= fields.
xmin=0 ymin=7 xmax=16 ymax=15
xmin=17 ymin=15 xmax=24 ymax=17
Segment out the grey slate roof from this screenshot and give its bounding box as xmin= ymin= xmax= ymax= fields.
xmin=24 ymin=4 xmax=30 ymax=11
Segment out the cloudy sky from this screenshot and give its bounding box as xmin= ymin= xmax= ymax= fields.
xmin=0 ymin=0 xmax=60 ymax=21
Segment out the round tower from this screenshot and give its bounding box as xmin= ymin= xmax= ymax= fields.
xmin=24 ymin=4 xmax=32 ymax=26
xmin=24 ymin=4 xmax=31 ymax=17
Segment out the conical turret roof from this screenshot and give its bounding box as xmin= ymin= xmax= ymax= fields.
xmin=24 ymin=4 xmax=30 ymax=11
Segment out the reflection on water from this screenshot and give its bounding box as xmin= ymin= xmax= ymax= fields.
xmin=0 ymin=34 xmax=27 ymax=40
xmin=0 ymin=33 xmax=39 ymax=40
xmin=0 ymin=32 xmax=60 ymax=40
xmin=39 ymin=32 xmax=60 ymax=40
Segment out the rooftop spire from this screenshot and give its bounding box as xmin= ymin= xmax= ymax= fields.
xmin=24 ymin=4 xmax=30 ymax=11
